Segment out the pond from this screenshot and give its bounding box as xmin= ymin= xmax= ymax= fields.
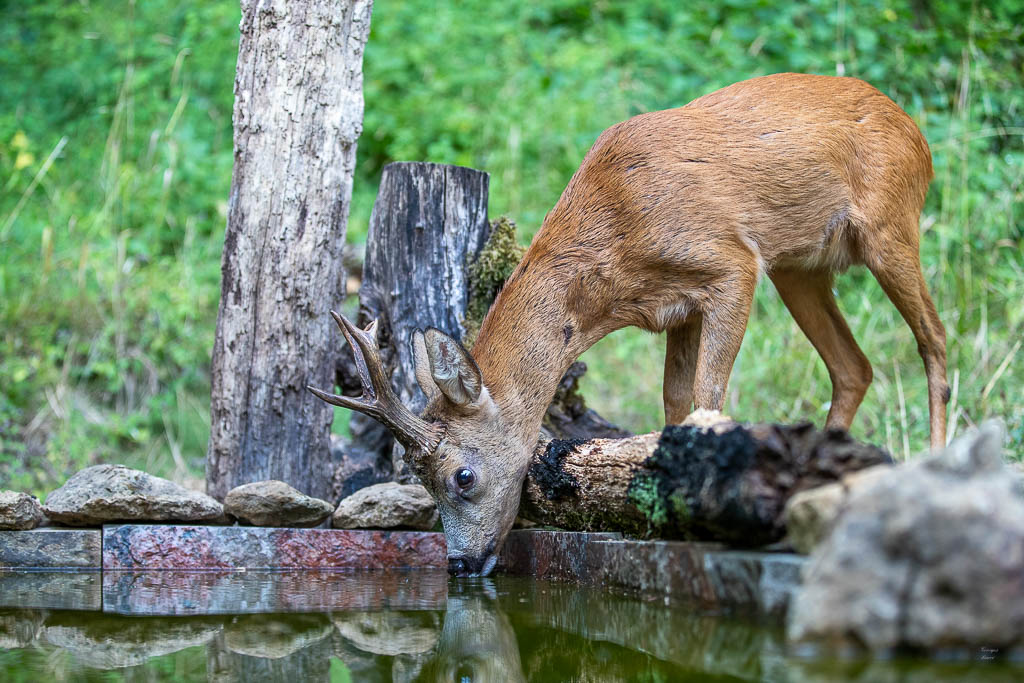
xmin=0 ymin=569 xmax=1017 ymax=681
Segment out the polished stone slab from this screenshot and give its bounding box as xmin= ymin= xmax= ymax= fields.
xmin=102 ymin=525 xmax=447 ymax=570
xmin=0 ymin=528 xmax=102 ymax=569
xmin=498 ymin=530 xmax=804 ymax=616
xmin=102 ymin=569 xmax=449 ymax=616
xmin=0 ymin=571 xmax=102 ymax=611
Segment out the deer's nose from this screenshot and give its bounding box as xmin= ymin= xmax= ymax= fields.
xmin=448 ymin=557 xmax=469 ymax=576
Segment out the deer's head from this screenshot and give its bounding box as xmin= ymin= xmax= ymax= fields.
xmin=309 ymin=312 xmax=529 ymax=577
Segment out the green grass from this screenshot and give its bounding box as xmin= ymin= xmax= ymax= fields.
xmin=1 ymin=0 xmax=1021 ymax=496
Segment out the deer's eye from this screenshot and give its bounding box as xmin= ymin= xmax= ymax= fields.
xmin=455 ymin=468 xmax=475 ymax=489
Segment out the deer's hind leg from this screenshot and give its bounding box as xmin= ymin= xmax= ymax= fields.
xmin=862 ymin=227 xmax=949 ymax=450
xmin=770 ymin=267 xmax=873 ymax=430
xmin=664 ymin=313 xmax=703 ymax=424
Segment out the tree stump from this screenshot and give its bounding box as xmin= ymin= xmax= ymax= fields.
xmin=522 ymin=421 xmax=893 ymax=546
xmin=341 ymin=162 xmax=492 ymax=485
xmin=206 ymin=0 xmax=374 ymax=501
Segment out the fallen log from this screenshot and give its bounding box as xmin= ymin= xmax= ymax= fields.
xmin=521 ymin=417 xmax=892 ymax=546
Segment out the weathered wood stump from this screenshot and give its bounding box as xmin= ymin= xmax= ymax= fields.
xmin=522 ymin=420 xmax=892 ymax=546
xmin=337 ymin=162 xmax=492 ymax=487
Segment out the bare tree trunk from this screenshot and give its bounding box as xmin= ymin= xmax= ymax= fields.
xmin=207 ymin=0 xmax=374 ymax=501
xmin=522 ymin=422 xmax=892 ymax=545
xmin=346 ymin=162 xmax=491 ymax=485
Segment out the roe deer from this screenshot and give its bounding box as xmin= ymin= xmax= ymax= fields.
xmin=311 ymin=73 xmax=948 ymax=576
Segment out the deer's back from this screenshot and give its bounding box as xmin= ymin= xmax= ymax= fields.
xmin=537 ymin=73 xmax=932 ymax=278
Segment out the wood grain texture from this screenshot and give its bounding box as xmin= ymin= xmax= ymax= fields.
xmin=206 ymin=0 xmax=374 ymax=500
xmin=350 ymin=162 xmax=491 ymax=483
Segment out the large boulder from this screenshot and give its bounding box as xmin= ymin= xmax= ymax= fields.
xmin=332 ymin=482 xmax=438 ymax=530
xmin=43 ymin=464 xmax=224 ymax=526
xmin=224 ymin=480 xmax=333 ymax=528
xmin=0 ymin=491 xmax=45 ymax=530
xmin=788 ymin=421 xmax=1024 ymax=655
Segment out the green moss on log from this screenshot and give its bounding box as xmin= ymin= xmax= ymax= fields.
xmin=463 ymin=216 xmax=527 ymax=347
xmin=626 ymin=473 xmax=669 ymax=535
xmin=628 ymin=424 xmax=757 ymax=541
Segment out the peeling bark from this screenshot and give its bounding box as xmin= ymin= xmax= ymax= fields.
xmin=206 ymin=0 xmax=374 ymax=501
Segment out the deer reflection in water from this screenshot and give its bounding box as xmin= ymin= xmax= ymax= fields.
xmin=412 ymin=580 xmax=525 ymax=683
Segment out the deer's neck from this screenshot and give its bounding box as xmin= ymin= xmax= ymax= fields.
xmin=470 ymin=252 xmax=611 ymax=446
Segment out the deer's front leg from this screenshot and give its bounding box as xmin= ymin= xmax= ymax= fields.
xmin=692 ymin=274 xmax=756 ymax=411
xmin=664 ymin=313 xmax=703 ymax=424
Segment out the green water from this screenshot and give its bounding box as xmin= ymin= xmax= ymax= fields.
xmin=0 ymin=570 xmax=1017 ymax=682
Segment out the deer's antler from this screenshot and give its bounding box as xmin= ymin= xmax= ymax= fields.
xmin=308 ymin=311 xmax=442 ymax=452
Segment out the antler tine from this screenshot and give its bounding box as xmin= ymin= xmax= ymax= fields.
xmin=331 ymin=311 xmax=395 ymax=401
xmin=330 ymin=310 xmax=375 ymax=398
xmin=309 ymin=311 xmax=441 ymax=452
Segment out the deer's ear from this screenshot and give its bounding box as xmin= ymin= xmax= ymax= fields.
xmin=421 ymin=327 xmax=482 ymax=407
xmin=412 ymin=330 xmax=440 ymax=402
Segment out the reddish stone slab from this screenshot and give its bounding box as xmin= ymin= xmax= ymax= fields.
xmin=102 ymin=525 xmax=447 ymax=570
xmin=0 ymin=528 xmax=102 ymax=569
xmin=102 ymin=569 xmax=448 ymax=616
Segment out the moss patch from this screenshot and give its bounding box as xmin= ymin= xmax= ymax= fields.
xmin=463 ymin=216 xmax=527 ymax=347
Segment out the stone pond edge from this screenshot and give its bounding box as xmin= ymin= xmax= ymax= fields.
xmin=1 ymin=526 xmax=804 ymax=617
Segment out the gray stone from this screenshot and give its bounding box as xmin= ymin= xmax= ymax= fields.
xmin=332 ymin=482 xmax=438 ymax=530
xmin=224 ymin=480 xmax=333 ymax=527
xmin=332 ymin=611 xmax=440 ymax=655
xmin=0 ymin=491 xmax=45 ymax=530
xmin=783 ymin=465 xmax=890 ymax=554
xmin=225 ymin=614 xmax=333 ymax=659
xmin=43 ymin=464 xmax=224 ymax=526
xmin=498 ymin=529 xmax=805 ymax=616
xmin=0 ymin=528 xmax=102 ymax=568
xmin=788 ymin=421 xmax=1024 ymax=654
xmin=43 ymin=615 xmax=223 ymax=669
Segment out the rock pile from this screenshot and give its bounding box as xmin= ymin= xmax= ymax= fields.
xmin=5 ymin=462 xmax=443 ymax=532
xmin=788 ymin=421 xmax=1024 ymax=656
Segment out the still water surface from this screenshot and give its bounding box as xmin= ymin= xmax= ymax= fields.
xmin=0 ymin=569 xmax=1017 ymax=681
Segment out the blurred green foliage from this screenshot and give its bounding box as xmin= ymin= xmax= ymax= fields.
xmin=1 ymin=0 xmax=1021 ymax=495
